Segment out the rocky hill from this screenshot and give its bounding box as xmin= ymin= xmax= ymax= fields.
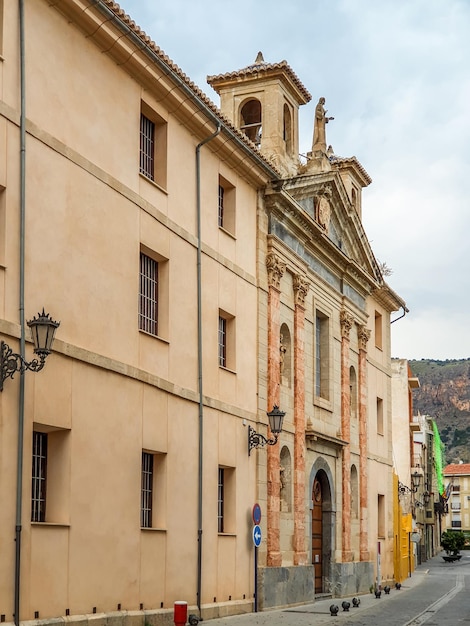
xmin=409 ymin=359 xmax=470 ymax=464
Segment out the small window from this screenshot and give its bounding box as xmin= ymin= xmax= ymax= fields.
xmin=375 ymin=311 xmax=383 ymax=350
xmin=218 ymin=310 xmax=235 ymax=371
xmin=377 ymin=397 xmax=384 ymax=435
xmin=218 ymin=467 xmax=225 ymax=533
xmin=139 ymin=252 xmax=158 ymax=336
xmin=218 ymin=466 xmax=235 ymax=534
xmin=315 ymin=312 xmax=330 ymax=400
xmin=240 ymin=99 xmax=262 ymax=146
xmin=139 ymin=104 xmax=167 ymax=188
xmin=378 ymin=494 xmax=385 ymax=538
xmin=283 ymin=103 xmax=292 ymax=154
xmin=140 ymin=114 xmax=155 ymax=180
xmin=32 ymin=432 xmax=48 ymax=523
xmin=31 ymin=427 xmax=69 ymax=523
xmin=141 ymin=452 xmax=154 ymax=528
xmin=140 ymin=451 xmax=166 ymax=529
xmin=218 ymin=175 xmax=236 ymax=235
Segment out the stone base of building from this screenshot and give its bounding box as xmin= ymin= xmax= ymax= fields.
xmin=330 ymin=560 xmax=375 ymax=596
xmin=4 ymin=601 xmax=255 ymax=626
xmin=258 ymin=565 xmax=315 ymax=610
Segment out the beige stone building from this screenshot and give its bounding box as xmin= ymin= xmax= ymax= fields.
xmin=0 ymin=1 xmax=407 ymax=625
xmin=209 ymin=55 xmax=406 ymax=603
xmin=0 ymin=1 xmax=277 ymax=624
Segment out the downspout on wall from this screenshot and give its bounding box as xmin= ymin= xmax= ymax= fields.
xmin=195 ymin=124 xmax=220 ymax=615
xmin=14 ymin=1 xmax=27 ymax=624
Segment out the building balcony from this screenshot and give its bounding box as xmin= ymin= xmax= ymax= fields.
xmin=451 ymin=503 xmax=461 ymax=510
xmin=451 ymin=520 xmax=462 ymax=528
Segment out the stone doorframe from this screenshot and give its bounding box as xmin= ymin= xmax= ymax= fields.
xmin=308 ymin=457 xmax=336 ymax=593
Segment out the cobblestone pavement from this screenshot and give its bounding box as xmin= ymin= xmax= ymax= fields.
xmin=203 ymin=552 xmax=470 ymax=626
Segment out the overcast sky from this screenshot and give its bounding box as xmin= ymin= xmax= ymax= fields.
xmin=117 ymin=0 xmax=470 ymax=361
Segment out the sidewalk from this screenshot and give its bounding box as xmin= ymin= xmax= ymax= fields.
xmin=203 ymin=564 xmax=430 ymax=626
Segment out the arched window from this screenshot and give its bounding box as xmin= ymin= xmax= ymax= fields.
xmin=240 ymin=99 xmax=262 ymax=146
xmin=351 ymin=465 xmax=359 ymax=519
xmin=283 ymin=103 xmax=292 ymax=153
xmin=280 ymin=323 xmax=292 ymax=387
xmin=280 ymin=446 xmax=292 ymax=512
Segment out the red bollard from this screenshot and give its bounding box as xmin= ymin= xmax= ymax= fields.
xmin=174 ymin=601 xmax=187 ymax=626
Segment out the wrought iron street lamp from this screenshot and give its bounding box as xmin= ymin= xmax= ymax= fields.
xmin=248 ymin=405 xmax=285 ymax=455
xmin=398 ymin=470 xmax=423 ymax=496
xmin=0 ymin=309 xmax=60 ymax=391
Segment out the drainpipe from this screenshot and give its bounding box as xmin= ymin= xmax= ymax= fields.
xmin=195 ymin=124 xmax=220 ymax=616
xmin=391 ymin=306 xmax=409 ymax=324
xmin=14 ymin=1 xmax=27 ymax=624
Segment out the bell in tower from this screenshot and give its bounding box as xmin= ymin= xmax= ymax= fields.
xmin=207 ymin=52 xmax=311 ymax=177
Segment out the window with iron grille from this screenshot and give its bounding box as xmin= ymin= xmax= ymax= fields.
xmin=218 ymin=467 xmax=224 ymax=533
xmin=140 ymin=114 xmax=155 ymax=181
xmin=218 ymin=316 xmax=227 ymax=367
xmin=218 ymin=185 xmax=225 ymax=228
xmin=141 ymin=452 xmax=153 ymax=528
xmin=31 ymin=431 xmax=47 ymax=522
xmin=139 ymin=252 xmax=158 ymax=336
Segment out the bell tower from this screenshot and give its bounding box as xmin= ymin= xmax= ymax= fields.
xmin=207 ymin=53 xmax=311 ymax=177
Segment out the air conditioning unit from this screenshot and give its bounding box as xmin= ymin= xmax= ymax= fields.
xmin=467 ymin=496 xmax=470 ymax=501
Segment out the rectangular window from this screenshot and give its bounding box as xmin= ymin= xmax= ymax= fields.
xmin=315 ymin=313 xmax=329 ymax=400
xmin=377 ymin=397 xmax=384 ymax=435
xmin=218 ymin=185 xmax=225 ymax=228
xmin=140 ymin=114 xmax=155 ymax=181
xmin=218 ymin=316 xmax=227 ymax=367
xmin=141 ymin=452 xmax=154 ymax=528
xmin=139 ymin=104 xmax=167 ymax=188
xmin=32 ymin=431 xmax=48 ymax=523
xmin=375 ymin=311 xmax=383 ymax=350
xmin=378 ymin=494 xmax=385 ymax=538
xmin=218 ymin=467 xmax=225 ymax=533
xmin=218 ymin=310 xmax=236 ymax=370
xmin=218 ymin=466 xmax=235 ymax=533
xmin=139 ymin=252 xmax=158 ymax=336
xmin=218 ymin=175 xmax=235 ymax=235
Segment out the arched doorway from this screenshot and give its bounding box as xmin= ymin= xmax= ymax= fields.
xmin=310 ymin=463 xmax=334 ymax=594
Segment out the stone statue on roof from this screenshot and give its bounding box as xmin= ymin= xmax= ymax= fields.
xmin=312 ymin=97 xmax=334 ymax=154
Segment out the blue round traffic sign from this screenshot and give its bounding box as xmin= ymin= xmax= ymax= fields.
xmin=253 ymin=524 xmax=262 ymax=547
xmin=252 ymin=503 xmax=262 ymax=525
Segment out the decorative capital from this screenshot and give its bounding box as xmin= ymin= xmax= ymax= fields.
xmin=340 ymin=309 xmax=354 ymax=339
xmin=293 ymin=274 xmax=309 ymax=307
xmin=357 ymin=325 xmax=371 ymax=351
xmin=266 ymin=253 xmax=286 ymax=290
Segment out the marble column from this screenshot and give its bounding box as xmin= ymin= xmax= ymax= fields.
xmin=293 ymin=274 xmax=309 ymax=565
xmin=340 ymin=309 xmax=354 ymax=562
xmin=266 ymin=253 xmax=285 ymax=567
xmin=357 ymin=324 xmax=371 ymax=561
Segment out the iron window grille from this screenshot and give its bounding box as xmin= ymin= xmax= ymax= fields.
xmin=218 ymin=467 xmax=224 ymax=533
xmin=141 ymin=452 xmax=153 ymax=528
xmin=139 ymin=253 xmax=158 ymax=336
xmin=218 ymin=316 xmax=227 ymax=367
xmin=218 ymin=185 xmax=225 ymax=228
xmin=140 ymin=114 xmax=155 ymax=180
xmin=31 ymin=431 xmax=47 ymax=522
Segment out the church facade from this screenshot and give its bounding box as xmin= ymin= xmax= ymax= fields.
xmin=209 ymin=54 xmax=406 ymax=606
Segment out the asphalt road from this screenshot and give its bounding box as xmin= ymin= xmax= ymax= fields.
xmin=203 ymin=552 xmax=470 ymax=626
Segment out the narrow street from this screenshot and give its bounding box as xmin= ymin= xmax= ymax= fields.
xmin=204 ymin=552 xmax=470 ymax=626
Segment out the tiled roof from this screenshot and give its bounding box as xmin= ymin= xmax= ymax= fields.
xmin=444 ymin=463 xmax=470 ymax=475
xmin=98 ymin=2 xmax=281 ymax=175
xmin=207 ymin=58 xmax=312 ymax=103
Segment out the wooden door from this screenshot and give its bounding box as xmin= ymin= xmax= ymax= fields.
xmin=312 ymin=478 xmax=323 ymax=593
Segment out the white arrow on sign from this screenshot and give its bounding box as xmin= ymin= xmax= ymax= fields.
xmin=253 ymin=524 xmax=262 ymax=547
